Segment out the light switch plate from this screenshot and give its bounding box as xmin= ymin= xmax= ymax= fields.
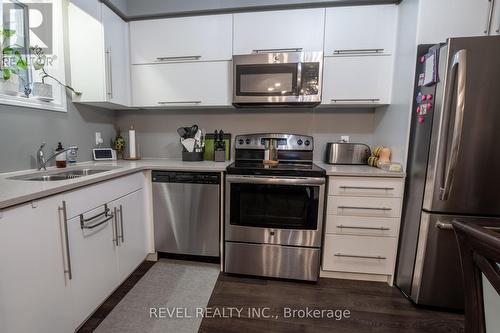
xmin=95 ymin=132 xmax=103 ymax=146
xmin=341 ymin=135 xmax=350 ymax=143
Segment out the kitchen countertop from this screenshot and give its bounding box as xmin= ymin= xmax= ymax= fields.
xmin=0 ymin=159 xmax=405 ymax=210
xmin=0 ymin=159 xmax=231 ymax=210
xmin=314 ymin=162 xmax=406 ymax=178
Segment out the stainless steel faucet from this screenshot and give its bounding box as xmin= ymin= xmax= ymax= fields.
xmin=37 ymin=143 xmax=78 ymax=171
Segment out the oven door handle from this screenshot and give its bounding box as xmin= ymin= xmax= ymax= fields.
xmin=226 ymin=175 xmax=325 ymax=186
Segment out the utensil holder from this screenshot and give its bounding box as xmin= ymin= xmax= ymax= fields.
xmin=182 ymin=150 xmax=204 ymax=162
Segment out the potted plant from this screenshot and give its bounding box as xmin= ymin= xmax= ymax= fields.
xmin=0 ymin=29 xmax=29 ymax=96
xmin=113 ymin=128 xmax=126 ymax=159
xmin=30 ymin=45 xmax=81 ymax=100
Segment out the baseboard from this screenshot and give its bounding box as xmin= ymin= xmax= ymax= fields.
xmin=320 ymin=270 xmax=392 ymax=285
xmin=146 ymin=252 xmax=158 ymax=262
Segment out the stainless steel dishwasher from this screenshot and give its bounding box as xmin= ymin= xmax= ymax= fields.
xmin=152 ymin=171 xmax=220 ymax=258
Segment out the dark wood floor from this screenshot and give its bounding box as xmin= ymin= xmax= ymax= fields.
xmin=77 ymin=260 xmax=464 ymax=333
xmin=198 ymin=274 xmax=464 ymax=333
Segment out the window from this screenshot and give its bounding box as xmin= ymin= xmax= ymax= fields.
xmin=0 ymin=0 xmax=67 ymax=112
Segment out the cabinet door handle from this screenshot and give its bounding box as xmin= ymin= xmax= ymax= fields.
xmin=485 ymin=0 xmax=495 ymax=34
xmin=112 ymin=207 xmax=119 ymax=246
xmin=331 ymin=99 xmax=380 ymax=103
xmin=59 ymin=201 xmax=72 ymax=280
xmin=333 ymin=48 xmax=384 ymax=55
xmin=106 ymin=49 xmax=113 ymax=99
xmin=338 ymin=206 xmax=392 ymax=211
xmin=334 ymin=253 xmax=387 ymax=260
xmin=336 ymin=225 xmax=391 ymax=231
xmin=119 ymin=205 xmax=124 ymax=243
xmin=157 ymin=101 xmax=202 ymax=105
xmin=156 ymin=55 xmax=201 ymax=62
xmin=252 ymin=48 xmax=303 ymax=53
xmin=339 ymin=186 xmax=395 ymax=191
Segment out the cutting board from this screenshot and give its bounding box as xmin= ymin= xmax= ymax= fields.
xmin=203 ymin=133 xmax=231 ymax=161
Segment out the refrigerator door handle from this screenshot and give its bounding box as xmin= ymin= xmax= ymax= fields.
xmin=439 ymin=49 xmax=467 ymax=201
xmin=436 ymin=221 xmax=454 ymax=230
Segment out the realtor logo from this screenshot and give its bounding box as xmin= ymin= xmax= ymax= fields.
xmin=2 ymin=2 xmax=53 ymax=54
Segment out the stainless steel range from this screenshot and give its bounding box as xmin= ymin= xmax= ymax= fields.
xmin=224 ymin=133 xmax=326 ymax=281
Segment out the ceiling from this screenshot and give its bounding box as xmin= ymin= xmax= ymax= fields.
xmin=103 ymin=0 xmax=401 ymax=21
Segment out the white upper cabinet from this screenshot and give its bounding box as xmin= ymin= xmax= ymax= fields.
xmin=233 ymin=8 xmax=325 ymax=54
xmin=418 ymin=0 xmax=496 ymax=43
xmin=324 ymin=5 xmax=397 ymax=56
xmin=322 ymin=56 xmax=393 ymax=106
xmin=129 ymin=14 xmax=232 ymax=64
xmin=102 ymin=5 xmax=131 ymax=106
xmin=131 ymin=61 xmax=231 ymax=107
xmin=68 ymin=0 xmax=131 ymax=108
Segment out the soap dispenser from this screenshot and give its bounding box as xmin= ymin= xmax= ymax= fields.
xmin=55 ymin=142 xmax=67 ymax=168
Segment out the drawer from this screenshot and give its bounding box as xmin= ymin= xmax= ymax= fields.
xmin=65 ymin=172 xmax=144 ymax=219
xmin=322 ymin=234 xmax=397 ymax=275
xmin=328 ymin=176 xmax=403 ymax=198
xmin=325 ymin=215 xmax=400 ymax=237
xmin=327 ymin=196 xmax=402 ymax=218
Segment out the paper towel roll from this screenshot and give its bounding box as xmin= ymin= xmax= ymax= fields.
xmin=129 ymin=126 xmax=136 ymax=158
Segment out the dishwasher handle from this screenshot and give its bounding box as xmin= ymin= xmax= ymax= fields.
xmin=152 ymin=171 xmax=220 ymax=184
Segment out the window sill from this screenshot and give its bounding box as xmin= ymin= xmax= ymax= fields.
xmin=0 ymin=94 xmax=67 ymax=112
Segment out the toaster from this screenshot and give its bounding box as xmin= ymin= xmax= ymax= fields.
xmin=325 ymin=142 xmax=371 ymax=165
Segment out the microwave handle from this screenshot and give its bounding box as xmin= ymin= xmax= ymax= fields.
xmin=252 ymin=48 xmax=303 ymax=53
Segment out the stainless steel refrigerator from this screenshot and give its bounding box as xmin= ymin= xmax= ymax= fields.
xmin=395 ymin=36 xmax=500 ymax=310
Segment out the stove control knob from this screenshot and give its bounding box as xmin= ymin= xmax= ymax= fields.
xmin=304 ymin=140 xmax=311 ymax=146
xmin=238 ymin=139 xmax=244 ymax=145
xmin=245 ymin=138 xmax=251 ymax=144
xmin=297 ymin=139 xmax=303 ymax=146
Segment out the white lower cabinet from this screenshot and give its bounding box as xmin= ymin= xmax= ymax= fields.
xmin=68 ymin=204 xmax=119 ymax=327
xmin=322 ymin=176 xmax=404 ymax=284
xmin=323 ymin=234 xmax=398 ymax=275
xmin=321 ymin=56 xmax=393 ymax=107
xmin=0 ymin=173 xmax=148 ymax=333
xmin=131 ymin=61 xmax=231 ymax=107
xmin=110 ymin=189 xmax=148 ymax=282
xmin=0 ymin=195 xmax=73 ymax=333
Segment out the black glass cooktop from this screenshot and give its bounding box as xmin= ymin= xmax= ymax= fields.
xmin=226 ymin=161 xmax=326 ymax=177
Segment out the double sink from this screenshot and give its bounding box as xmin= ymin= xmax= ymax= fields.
xmin=8 ymin=166 xmax=121 ymax=182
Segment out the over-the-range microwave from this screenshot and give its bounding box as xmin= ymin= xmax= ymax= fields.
xmin=232 ymin=51 xmax=323 ymax=107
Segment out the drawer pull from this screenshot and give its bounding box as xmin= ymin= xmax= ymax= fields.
xmin=333 ymin=48 xmax=384 ymax=55
xmin=158 ymin=101 xmax=202 ymax=105
xmin=253 ymin=48 xmax=303 ymax=53
xmin=338 ymin=206 xmax=392 ymax=211
xmin=156 ymin=55 xmax=201 ymax=62
xmin=339 ymin=186 xmax=394 ymax=191
xmin=336 ymin=225 xmax=390 ymax=231
xmin=334 ymin=253 xmax=387 ymax=260
xmin=331 ymin=99 xmax=380 ymax=103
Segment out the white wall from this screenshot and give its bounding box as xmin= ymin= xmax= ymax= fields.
xmin=373 ymin=0 xmax=420 ymax=166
